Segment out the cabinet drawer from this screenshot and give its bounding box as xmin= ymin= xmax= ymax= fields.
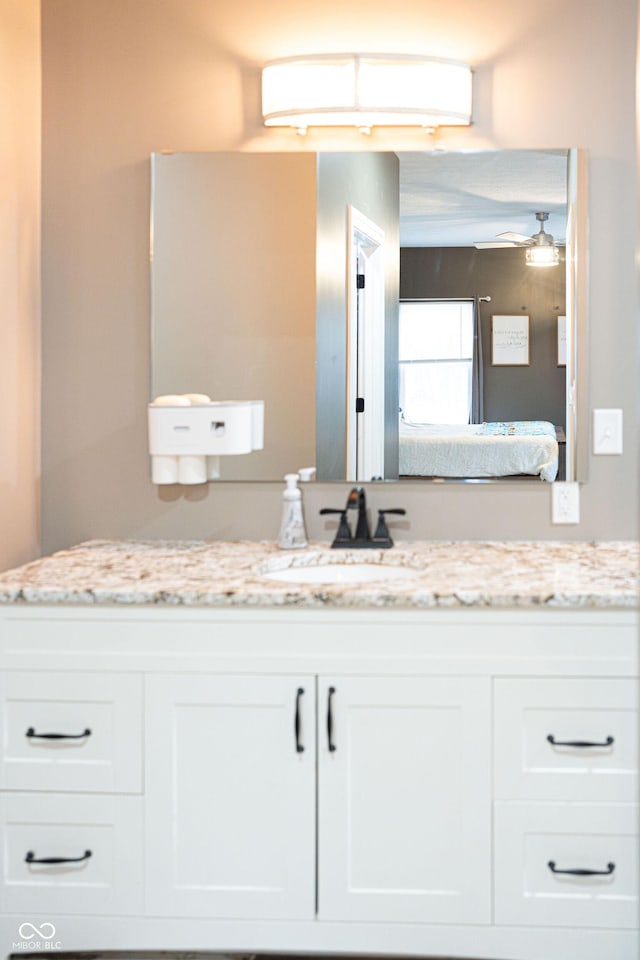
xmin=495 ymin=801 xmax=638 ymax=930
xmin=494 ymin=678 xmax=638 ymax=801
xmin=0 ymin=792 xmax=143 ymax=915
xmin=0 ymin=672 xmax=142 ymax=792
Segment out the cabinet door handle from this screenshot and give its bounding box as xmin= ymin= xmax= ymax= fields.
xmin=547 ymin=734 xmax=614 ymax=748
xmin=25 ymin=849 xmax=92 ymax=865
xmin=295 ymin=687 xmax=305 ymax=753
xmin=327 ymin=686 xmax=337 ymax=752
xmin=548 ymin=860 xmax=615 ymax=877
xmin=26 ymin=727 xmax=92 ymax=741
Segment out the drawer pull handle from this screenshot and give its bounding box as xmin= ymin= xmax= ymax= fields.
xmin=26 ymin=727 xmax=92 ymax=741
xmin=548 ymin=860 xmax=615 ymax=877
xmin=25 ymin=849 xmax=92 ymax=865
xmin=547 ymin=734 xmax=614 ymax=748
xmin=295 ymin=687 xmax=305 ymax=753
xmin=327 ymin=686 xmax=337 ymax=752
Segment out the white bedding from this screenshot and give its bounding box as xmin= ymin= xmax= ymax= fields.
xmin=399 ymin=421 xmax=559 ymax=481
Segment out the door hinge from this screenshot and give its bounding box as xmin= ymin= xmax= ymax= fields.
xmin=356 ymin=397 xmax=365 ymax=413
xmin=356 ymin=273 xmax=365 ymax=289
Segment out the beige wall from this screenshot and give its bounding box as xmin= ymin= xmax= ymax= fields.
xmin=0 ymin=0 xmax=40 ymax=571
xmin=151 ymin=152 xmax=317 ymax=480
xmin=40 ymin=0 xmax=638 ymax=552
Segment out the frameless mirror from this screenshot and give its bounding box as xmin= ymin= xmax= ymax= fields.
xmin=150 ymin=149 xmax=585 ymax=483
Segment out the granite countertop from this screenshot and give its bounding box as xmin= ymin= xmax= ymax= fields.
xmin=0 ymin=539 xmax=637 ymax=610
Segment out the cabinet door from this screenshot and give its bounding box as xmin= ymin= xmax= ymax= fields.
xmin=317 ymin=676 xmax=491 ymax=924
xmin=145 ymin=673 xmax=315 ymax=919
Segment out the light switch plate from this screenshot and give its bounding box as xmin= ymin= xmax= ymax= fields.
xmin=593 ymin=408 xmax=623 ymax=455
xmin=552 ymin=482 xmax=580 ymax=524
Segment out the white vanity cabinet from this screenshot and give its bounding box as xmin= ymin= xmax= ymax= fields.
xmin=144 ymin=673 xmax=491 ymax=925
xmin=0 ymin=603 xmax=637 ymax=960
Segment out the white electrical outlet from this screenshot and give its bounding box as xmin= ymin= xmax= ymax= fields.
xmin=552 ymin=481 xmax=580 ymax=524
xmin=593 ymin=408 xmax=623 ymax=455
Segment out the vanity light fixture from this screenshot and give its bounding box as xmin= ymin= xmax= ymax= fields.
xmin=261 ymin=53 xmax=473 ymax=135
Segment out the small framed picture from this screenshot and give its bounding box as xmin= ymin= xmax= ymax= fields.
xmin=557 ymin=315 xmax=567 ymax=366
xmin=491 ymin=315 xmax=530 ymax=366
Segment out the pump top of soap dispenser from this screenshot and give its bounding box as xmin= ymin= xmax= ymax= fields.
xmin=283 ymin=473 xmax=301 ymax=498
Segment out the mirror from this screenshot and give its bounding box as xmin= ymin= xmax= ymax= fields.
xmin=151 ymin=149 xmax=582 ymax=483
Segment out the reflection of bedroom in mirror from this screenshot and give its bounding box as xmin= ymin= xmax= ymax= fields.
xmin=150 ymin=149 xmax=582 ymax=484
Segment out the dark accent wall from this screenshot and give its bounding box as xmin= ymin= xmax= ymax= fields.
xmin=400 ymin=247 xmax=566 ymax=428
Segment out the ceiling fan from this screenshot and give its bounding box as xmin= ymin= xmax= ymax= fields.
xmin=474 ymin=211 xmax=563 ymax=265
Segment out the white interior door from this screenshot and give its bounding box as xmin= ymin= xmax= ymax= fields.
xmin=347 ymin=207 xmax=385 ymax=482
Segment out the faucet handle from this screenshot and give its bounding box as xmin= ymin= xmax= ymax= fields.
xmin=319 ymin=508 xmax=351 ymax=544
xmin=373 ymin=508 xmax=406 ymax=547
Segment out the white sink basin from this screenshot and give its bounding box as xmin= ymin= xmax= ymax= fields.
xmin=259 ymin=558 xmax=421 ymax=585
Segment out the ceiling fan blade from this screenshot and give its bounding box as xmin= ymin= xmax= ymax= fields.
xmin=496 ymin=231 xmax=533 ymax=244
xmin=474 ymin=240 xmax=519 ymax=249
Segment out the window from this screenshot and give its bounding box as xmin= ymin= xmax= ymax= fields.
xmin=399 ymin=300 xmax=474 ymax=424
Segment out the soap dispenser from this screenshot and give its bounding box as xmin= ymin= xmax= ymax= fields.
xmin=277 ymin=473 xmax=308 ymax=549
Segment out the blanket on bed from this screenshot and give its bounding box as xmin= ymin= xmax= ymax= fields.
xmin=478 ymin=420 xmax=557 ymax=437
xmin=398 ymin=419 xmax=559 ymax=481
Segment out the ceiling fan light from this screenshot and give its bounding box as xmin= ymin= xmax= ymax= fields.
xmin=526 ymin=244 xmax=560 ymax=267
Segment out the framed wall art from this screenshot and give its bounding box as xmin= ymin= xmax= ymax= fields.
xmin=491 ymin=315 xmax=530 ymax=366
xmin=557 ymin=315 xmax=567 ymax=366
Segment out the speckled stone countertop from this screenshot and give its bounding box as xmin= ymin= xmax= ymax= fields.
xmin=0 ymin=539 xmax=637 ymax=609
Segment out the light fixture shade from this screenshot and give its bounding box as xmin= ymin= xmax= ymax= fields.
xmin=262 ymin=54 xmax=472 ymax=132
xmin=525 ymin=245 xmax=560 ymax=267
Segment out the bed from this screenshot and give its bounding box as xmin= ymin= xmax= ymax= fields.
xmin=399 ymin=419 xmax=559 ymax=481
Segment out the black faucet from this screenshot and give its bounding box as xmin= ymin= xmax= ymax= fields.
xmin=347 ymin=486 xmax=370 ymax=541
xmin=320 ymin=486 xmax=406 ymax=549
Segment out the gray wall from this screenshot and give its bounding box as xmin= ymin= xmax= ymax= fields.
xmin=316 ymin=152 xmax=400 ymax=480
xmin=39 ymin=0 xmax=638 ymax=552
xmin=400 ymin=247 xmax=566 ymax=427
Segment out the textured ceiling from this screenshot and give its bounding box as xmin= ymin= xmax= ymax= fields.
xmin=399 ymin=149 xmax=568 ymax=247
